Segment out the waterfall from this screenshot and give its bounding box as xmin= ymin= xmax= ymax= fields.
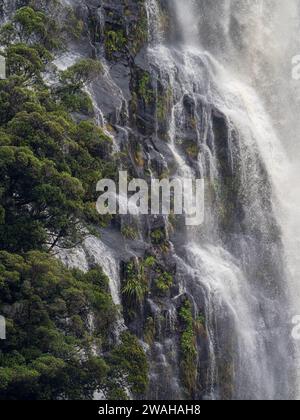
xmin=144 ymin=0 xmax=300 ymax=399
xmin=34 ymin=0 xmax=300 ymax=399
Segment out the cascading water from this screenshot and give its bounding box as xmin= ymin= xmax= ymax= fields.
xmin=144 ymin=0 xmax=300 ymax=399
xmin=29 ymin=0 xmax=300 ymax=400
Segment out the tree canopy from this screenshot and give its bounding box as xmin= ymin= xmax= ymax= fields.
xmin=0 ymin=3 xmax=148 ymax=400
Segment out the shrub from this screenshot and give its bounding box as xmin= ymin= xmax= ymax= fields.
xmin=105 ymin=30 xmax=127 ymax=58
xmin=107 ymin=332 xmax=149 ymax=398
xmin=155 ymin=271 xmax=173 ymax=293
xmin=121 ymin=225 xmax=138 ymax=240
xmin=60 ymin=59 xmax=103 ymax=89
xmin=150 ymin=228 xmax=165 ymax=245
xmin=138 ymin=72 xmax=153 ymax=104
xmin=122 ymin=261 xmax=148 ymax=304
xmin=179 ymin=300 xmax=198 ymax=395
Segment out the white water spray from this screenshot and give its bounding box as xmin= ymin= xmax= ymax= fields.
xmin=146 ymin=0 xmax=300 ymax=399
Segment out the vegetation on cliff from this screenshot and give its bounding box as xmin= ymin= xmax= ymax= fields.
xmin=0 ymin=3 xmax=148 ymax=400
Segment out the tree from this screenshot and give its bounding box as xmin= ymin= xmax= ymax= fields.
xmin=0 ymin=251 xmax=116 ymax=400
xmin=0 ymin=72 xmax=114 ymax=252
xmin=6 ymin=44 xmax=46 ymax=80
xmin=0 ymin=3 xmax=148 ymax=401
xmin=60 ymin=59 xmax=103 ymax=89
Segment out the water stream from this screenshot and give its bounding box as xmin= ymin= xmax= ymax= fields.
xmin=143 ymin=0 xmax=300 ymax=399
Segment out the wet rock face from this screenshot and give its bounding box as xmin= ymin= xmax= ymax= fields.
xmin=55 ymin=0 xmax=190 ymax=400
xmin=57 ymin=5 xmax=179 ymax=399
xmin=0 ymin=0 xmax=18 ymax=22
xmin=74 ymin=0 xmax=150 ymax=125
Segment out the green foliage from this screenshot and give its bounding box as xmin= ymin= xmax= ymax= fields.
xmin=60 ymin=59 xmax=103 ymax=89
xmin=155 ymin=271 xmax=173 ymax=294
xmin=0 ymin=49 xmax=114 ymax=252
xmin=121 ymin=225 xmax=138 ymax=240
xmin=57 ymin=59 xmax=103 ymax=116
xmin=150 ymin=228 xmax=165 ymax=245
xmin=0 ymin=2 xmax=149 ymax=402
xmin=125 ymin=3 xmax=148 ymax=56
xmin=6 ymin=43 xmax=49 ymax=81
xmin=0 ymin=252 xmax=148 ymax=400
xmin=107 ymin=331 xmax=149 ymax=398
xmin=14 ymin=7 xmax=49 ymax=41
xmin=63 ymin=6 xmax=84 ymax=40
xmin=0 ymin=101 xmax=114 ymax=251
xmin=186 ymin=144 xmax=199 ymax=159
xmin=156 ymin=87 xmax=172 ymax=122
xmin=138 ymin=72 xmax=153 ymax=104
xmin=0 ymin=251 xmax=116 ymax=400
xmin=0 ymin=6 xmax=60 ymax=50
xmin=143 ymin=256 xmax=156 ymax=268
xmin=179 ymin=300 xmax=198 ymax=395
xmin=143 ymin=316 xmax=156 ymax=346
xmin=196 ymin=314 xmax=206 ymax=327
xmin=0 ymin=4 xmax=83 ymax=51
xmin=122 ymin=261 xmax=148 ymax=305
xmin=59 ymin=90 xmax=94 ymax=115
xmin=105 ymin=30 xmax=127 ymax=58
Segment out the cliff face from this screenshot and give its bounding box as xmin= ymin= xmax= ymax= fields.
xmin=57 ymin=0 xmax=198 ymax=400
xmin=57 ymin=0 xmax=294 ymax=401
